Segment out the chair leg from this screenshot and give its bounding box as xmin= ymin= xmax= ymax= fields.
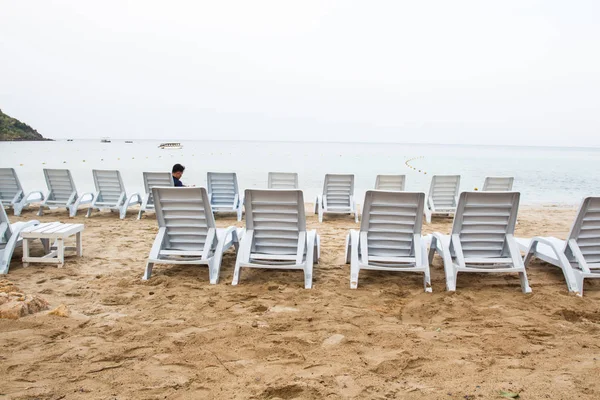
xmin=428 ymin=238 xmax=437 ymax=265
xmin=344 ymin=233 xmax=351 ymax=264
xmin=208 ymin=256 xmax=222 ymax=285
xmin=446 ymin=267 xmax=458 ymax=291
xmin=421 ymin=244 xmax=433 ymax=293
xmin=350 ymin=263 xmax=360 ymax=289
xmin=423 ymin=266 xmax=432 ymax=293
xmin=518 ymin=270 xmax=532 ymax=293
xmin=76 ymin=232 xmax=83 ymax=257
xmin=303 ymin=267 xmax=313 ymax=289
xmin=37 ymin=206 xmax=44 ymax=216
xmin=57 ymin=238 xmax=65 ymax=268
xmin=142 ymin=262 xmax=154 ymax=280
xmin=315 ymin=236 xmax=320 ymax=262
xmin=0 ymin=251 xmax=11 ymax=275
xmin=573 ymin=271 xmax=585 ymax=296
xmin=232 ymin=260 xmax=242 ymax=285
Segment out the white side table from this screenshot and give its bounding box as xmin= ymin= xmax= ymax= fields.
xmin=21 ymin=222 xmax=84 ymax=268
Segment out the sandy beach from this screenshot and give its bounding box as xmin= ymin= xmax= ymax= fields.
xmin=1 ymin=205 xmax=599 ymax=399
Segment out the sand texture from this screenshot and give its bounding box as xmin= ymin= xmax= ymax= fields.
xmin=1 ymin=205 xmax=600 ymax=399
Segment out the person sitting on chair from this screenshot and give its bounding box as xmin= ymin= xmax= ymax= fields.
xmin=172 ymin=164 xmax=186 ymax=187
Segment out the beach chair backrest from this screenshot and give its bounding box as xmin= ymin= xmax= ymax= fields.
xmin=375 ymin=175 xmax=406 ymax=191
xmin=0 ymin=202 xmax=12 ymax=244
xmin=93 ymin=170 xmax=125 ymax=204
xmin=361 ymin=191 xmax=424 ymax=258
xmin=429 ymin=175 xmax=460 ymax=209
xmin=143 ymin=172 xmax=174 ymax=206
xmin=207 ymin=172 xmax=239 ymax=206
xmin=566 ymin=196 xmax=600 ymax=264
xmin=452 ymin=192 xmax=520 ymax=259
xmin=483 ymin=177 xmax=514 ymax=191
xmin=152 ymin=187 xmax=215 ymax=252
xmin=268 ymin=172 xmax=298 ymax=189
xmin=245 ymin=189 xmax=305 ymax=256
xmin=0 ymin=168 xmax=23 ymax=204
xmin=44 ymin=169 xmax=77 ymax=202
xmin=323 ymin=174 xmax=354 ymax=208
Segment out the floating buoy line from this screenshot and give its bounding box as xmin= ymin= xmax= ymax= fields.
xmin=14 ymin=153 xmax=234 ymax=166
xmin=405 ymin=156 xmax=427 ymax=174
xmin=18 ymin=152 xmax=422 ymax=168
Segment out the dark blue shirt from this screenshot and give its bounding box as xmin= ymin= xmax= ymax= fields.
xmin=173 ymin=176 xmax=183 ymax=187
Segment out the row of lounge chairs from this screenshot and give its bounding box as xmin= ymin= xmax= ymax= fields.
xmin=0 ymin=168 xmax=513 ymax=223
xmin=1 ymin=182 xmax=598 ymax=295
xmin=0 ymin=168 xmax=242 ymax=220
xmin=141 ymin=186 xmax=598 ymax=296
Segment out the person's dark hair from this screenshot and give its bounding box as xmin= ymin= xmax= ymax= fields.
xmin=172 ymin=164 xmax=185 ymax=173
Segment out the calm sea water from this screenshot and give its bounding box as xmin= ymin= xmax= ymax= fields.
xmin=1 ymin=140 xmax=599 ymax=206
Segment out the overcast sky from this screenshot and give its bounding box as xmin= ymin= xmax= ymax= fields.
xmin=1 ymin=1 xmax=599 ymax=146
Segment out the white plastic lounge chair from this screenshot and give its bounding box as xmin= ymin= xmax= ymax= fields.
xmin=138 ymin=172 xmax=174 ymax=219
xmin=375 ymin=175 xmax=406 ymax=191
xmin=0 ymin=168 xmax=45 ymax=216
xmin=345 ymin=191 xmax=431 ymax=291
xmin=87 ymin=170 xmax=142 ymax=219
xmin=314 ymin=174 xmax=358 ymax=223
xmin=143 ymin=187 xmax=241 ymax=284
xmin=207 ymin=172 xmax=243 ymax=221
xmin=516 ymin=197 xmax=600 ymax=296
xmin=1 ymin=202 xmax=40 ymax=274
xmin=424 ymin=175 xmax=460 ymax=223
xmin=232 ymin=189 xmax=319 ymax=289
xmin=37 ymin=169 xmax=93 ymax=217
xmin=483 ymin=177 xmax=514 ymax=191
xmin=268 ymin=172 xmax=299 ymax=189
xmin=428 ymin=191 xmax=531 ymax=293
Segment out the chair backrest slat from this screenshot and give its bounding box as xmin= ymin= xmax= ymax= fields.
xmin=361 ymin=191 xmax=424 ymax=258
xmin=153 ymin=187 xmax=214 ymax=252
xmin=268 ymin=172 xmax=298 ymax=189
xmin=143 ymin=172 xmax=174 ymax=207
xmin=566 ymin=197 xmax=600 ymax=264
xmin=429 ymin=175 xmax=460 ymax=209
xmin=483 ymin=177 xmax=514 ymax=191
xmin=323 ymin=174 xmax=354 ymax=207
xmin=375 ymin=175 xmax=406 ymax=191
xmin=207 ymin=172 xmax=239 ymax=205
xmin=0 ymin=168 xmax=23 ymax=203
xmin=44 ymin=169 xmax=76 ymax=201
xmin=452 ymin=192 xmax=520 ymax=259
xmin=245 ymin=189 xmax=304 ymax=256
xmin=93 ymin=170 xmax=125 ymax=204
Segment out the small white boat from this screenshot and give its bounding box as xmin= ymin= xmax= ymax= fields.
xmin=101 ymin=137 xmax=111 ymax=143
xmin=159 ymin=142 xmax=183 ymax=149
